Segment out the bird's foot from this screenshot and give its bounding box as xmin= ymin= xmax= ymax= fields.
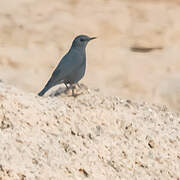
xmin=62 ymin=83 xmax=87 ymax=97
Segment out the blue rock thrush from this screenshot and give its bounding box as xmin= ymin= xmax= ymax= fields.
xmin=38 ymin=35 xmax=96 ymax=96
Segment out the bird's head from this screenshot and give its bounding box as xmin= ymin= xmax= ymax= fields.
xmin=71 ymin=35 xmax=96 ymax=49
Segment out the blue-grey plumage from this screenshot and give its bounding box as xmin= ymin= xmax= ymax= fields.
xmin=38 ymin=35 xmax=96 ymax=96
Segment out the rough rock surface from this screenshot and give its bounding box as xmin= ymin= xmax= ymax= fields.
xmin=0 ymin=82 xmax=179 ymax=179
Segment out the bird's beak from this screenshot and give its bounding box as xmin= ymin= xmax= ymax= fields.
xmin=89 ymin=37 xmax=97 ymax=41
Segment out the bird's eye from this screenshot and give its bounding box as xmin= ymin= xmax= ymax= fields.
xmin=80 ymin=38 xmax=84 ymax=42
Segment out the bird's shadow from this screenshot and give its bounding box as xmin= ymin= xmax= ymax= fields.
xmin=49 ymin=86 xmax=67 ymax=97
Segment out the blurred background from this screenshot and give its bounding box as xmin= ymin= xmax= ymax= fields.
xmin=1 ymin=0 xmax=180 ymax=111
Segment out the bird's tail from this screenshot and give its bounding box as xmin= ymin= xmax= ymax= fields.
xmin=38 ymin=80 xmax=52 ymax=96
xmin=38 ymin=87 xmax=49 ymax=96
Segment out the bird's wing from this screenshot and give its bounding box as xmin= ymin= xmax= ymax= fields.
xmin=48 ymin=50 xmax=83 ymax=85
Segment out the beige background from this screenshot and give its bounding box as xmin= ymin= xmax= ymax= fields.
xmin=1 ymin=0 xmax=180 ymax=110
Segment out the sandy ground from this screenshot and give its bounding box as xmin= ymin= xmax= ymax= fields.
xmin=0 ymin=82 xmax=180 ymax=180
xmin=1 ymin=0 xmax=180 ymax=110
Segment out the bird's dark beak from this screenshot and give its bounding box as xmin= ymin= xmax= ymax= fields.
xmin=89 ymin=37 xmax=97 ymax=41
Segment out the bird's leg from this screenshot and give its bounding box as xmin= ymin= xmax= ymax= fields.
xmin=64 ymin=83 xmax=69 ymax=90
xmin=67 ymin=84 xmax=77 ymax=97
xmin=63 ymin=83 xmax=72 ymax=94
xmin=77 ymin=83 xmax=81 ymax=89
xmin=72 ymin=84 xmax=84 ymax=97
xmin=65 ymin=84 xmax=82 ymax=97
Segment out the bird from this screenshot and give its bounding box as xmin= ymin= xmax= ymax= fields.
xmin=38 ymin=35 xmax=96 ymax=97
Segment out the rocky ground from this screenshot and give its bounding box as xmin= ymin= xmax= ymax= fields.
xmin=0 ymin=82 xmax=180 ymax=179
xmin=1 ymin=0 xmax=180 ymax=110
